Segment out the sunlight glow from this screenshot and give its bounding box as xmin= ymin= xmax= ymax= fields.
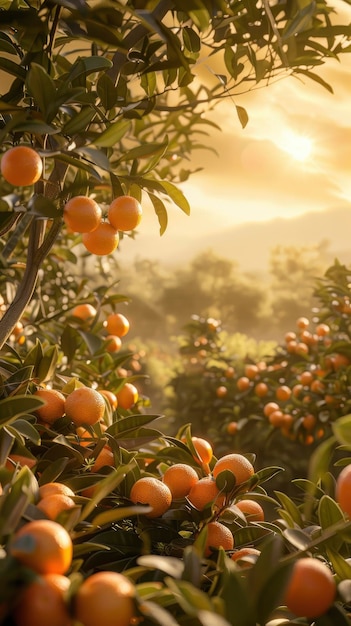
xmin=277 ymin=131 xmax=313 ymax=162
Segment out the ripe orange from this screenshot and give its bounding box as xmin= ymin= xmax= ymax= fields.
xmin=108 ymin=195 xmax=142 ymax=232
xmin=299 ymin=370 xmax=314 ymax=386
xmin=105 ymin=334 xmax=122 ymax=352
xmin=74 ymin=571 xmax=135 ymax=626
xmin=268 ymin=410 xmax=286 ymax=428
xmin=275 ymin=385 xmax=292 ymax=401
xmin=226 ymin=421 xmax=238 ymax=436
xmin=216 ymin=385 xmax=228 ymax=398
xmin=284 ymin=557 xmax=336 ymax=618
xmin=116 ymin=383 xmax=138 ymax=410
xmin=296 ymin=316 xmax=310 ymax=329
xmin=244 ymin=364 xmax=259 ymax=379
xmin=72 ymin=304 xmax=97 ymax=320
xmin=191 ymin=436 xmax=213 ymax=464
xmin=187 ymin=476 xmax=222 ymax=511
xmin=13 ymin=573 xmax=72 ymax=626
xmin=37 ymin=494 xmax=76 ymax=520
xmin=235 ymin=499 xmax=264 ymax=522
xmin=1 ymin=145 xmax=43 ymax=186
xmin=65 ymin=387 xmax=105 ymax=426
xmin=236 ymin=376 xmax=250 ymax=391
xmin=63 ymin=196 xmax=102 ymax=233
xmin=91 ymin=446 xmax=115 ymax=472
xmin=336 ymin=464 xmax=351 ymax=517
xmin=212 ymin=453 xmax=254 ymax=487
xmin=162 ymin=463 xmax=199 ymax=499
xmin=129 ymin=477 xmax=172 ymax=518
xmin=9 ymin=519 xmax=73 ymax=575
xmin=203 ymin=521 xmax=234 ymax=557
xmin=231 ymin=547 xmax=261 ymax=566
xmin=99 ymin=389 xmax=118 ymax=410
xmin=82 ymin=222 xmax=119 ymax=255
xmin=316 ymin=323 xmax=330 ymax=337
xmin=39 ymin=482 xmax=75 ymax=500
xmin=263 ymin=402 xmax=279 ymax=417
xmin=105 ymin=313 xmax=130 ymax=337
xmin=254 ymin=382 xmax=268 ymax=398
xmin=33 ymin=389 xmax=66 ymax=425
xmin=302 ymin=413 xmax=317 ymax=431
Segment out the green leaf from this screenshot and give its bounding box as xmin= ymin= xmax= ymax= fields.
xmin=282 ymin=1 xmax=317 ymax=39
xmin=158 ymin=180 xmax=191 ymax=215
xmin=236 ymin=105 xmax=249 ymax=129
xmin=28 ymin=194 xmax=59 ymax=219
xmin=26 ymin=63 xmax=57 ymax=120
xmin=294 ymin=68 xmax=333 ymax=93
xmin=148 ymin=192 xmax=168 ymax=235
xmin=0 ymin=57 xmax=26 ymax=80
xmin=93 ymin=119 xmax=131 ymax=148
xmin=326 ymin=548 xmax=351 ymax=581
xmin=62 ymin=107 xmax=96 ymax=136
xmin=333 ymin=414 xmax=351 ymax=446
xmin=166 ymin=578 xmax=213 ymax=614
xmin=318 ymin=495 xmax=344 ymax=549
xmin=67 ymin=56 xmax=113 ymax=84
xmin=138 ymin=555 xmax=184 ymax=579
xmin=0 ymin=396 xmax=45 ymax=427
xmin=274 ymin=491 xmax=303 ymax=526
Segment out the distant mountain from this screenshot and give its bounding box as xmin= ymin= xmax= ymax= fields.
xmin=119 ymin=205 xmax=351 ymax=272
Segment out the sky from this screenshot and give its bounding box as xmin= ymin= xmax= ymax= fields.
xmin=119 ymin=2 xmax=351 ymax=266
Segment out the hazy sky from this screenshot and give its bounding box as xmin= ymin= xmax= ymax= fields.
xmin=120 ymin=3 xmax=351 ymax=264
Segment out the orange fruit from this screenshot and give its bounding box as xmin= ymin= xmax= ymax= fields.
xmin=316 ymin=323 xmax=330 ymax=337
xmin=336 ymin=464 xmax=351 ymax=517
xmin=82 ymin=222 xmax=119 ymax=255
xmin=216 ymin=385 xmax=227 ymax=398
xmin=235 ymin=499 xmax=264 ymax=521
xmin=263 ymin=402 xmax=279 ymax=417
xmin=162 ymin=463 xmax=199 ymax=499
xmin=13 ymin=573 xmax=72 ymax=626
xmin=302 ymin=413 xmax=317 ymax=431
xmin=108 ymin=195 xmax=142 ymax=232
xmin=236 ymin=376 xmax=250 ymax=391
xmin=63 ymin=196 xmax=102 ymax=233
xmin=191 ymin=436 xmax=213 ymax=465
xmin=1 ymin=145 xmax=43 ymax=186
xmin=99 ymin=389 xmax=118 ymax=410
xmin=213 ymin=453 xmax=254 ymax=487
xmin=296 ymin=316 xmax=310 ymax=329
xmin=244 ymin=364 xmax=259 ymax=379
xmin=116 ymin=383 xmax=138 ymax=410
xmin=254 ymin=382 xmax=268 ymax=398
xmin=268 ymin=410 xmax=286 ymax=428
xmin=9 ymin=519 xmax=73 ymax=575
xmin=203 ymin=521 xmax=234 ymax=557
xmin=105 ymin=313 xmax=130 ymax=337
xmin=226 ymin=421 xmax=238 ymax=436
xmin=33 ymin=389 xmax=66 ymax=425
xmin=72 ymin=304 xmax=97 ymax=320
xmin=74 ymin=571 xmax=135 ymax=626
xmin=231 ymin=547 xmax=261 ymax=566
xmin=39 ymin=482 xmax=75 ymax=500
xmin=275 ymin=385 xmax=292 ymax=401
xmin=37 ymin=494 xmax=76 ymax=520
xmin=105 ymin=334 xmax=122 ymax=352
xmin=91 ymin=446 xmax=115 ymax=472
xmin=284 ymin=557 xmax=336 ymax=618
xmin=187 ymin=476 xmax=222 ymax=511
xmin=65 ymin=387 xmax=105 ymax=426
xmin=129 ymin=476 xmax=172 ymax=518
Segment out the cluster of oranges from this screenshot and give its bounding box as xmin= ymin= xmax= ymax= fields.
xmin=129 ymin=436 xmax=263 ymax=559
xmin=0 ymin=145 xmax=143 ymax=257
xmin=6 ymin=519 xmax=136 ymax=626
xmin=63 ymin=194 xmax=142 ymax=256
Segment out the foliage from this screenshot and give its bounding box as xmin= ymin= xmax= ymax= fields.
xmin=165 ymin=261 xmax=351 ymax=491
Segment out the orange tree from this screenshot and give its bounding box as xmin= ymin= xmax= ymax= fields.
xmin=166 ymin=261 xmax=351 ymax=491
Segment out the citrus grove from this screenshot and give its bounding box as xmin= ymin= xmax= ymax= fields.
xmin=2 ymin=1 xmax=351 ymax=626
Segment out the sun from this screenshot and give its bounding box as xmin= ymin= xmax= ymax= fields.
xmin=277 ymin=131 xmax=313 ymax=162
